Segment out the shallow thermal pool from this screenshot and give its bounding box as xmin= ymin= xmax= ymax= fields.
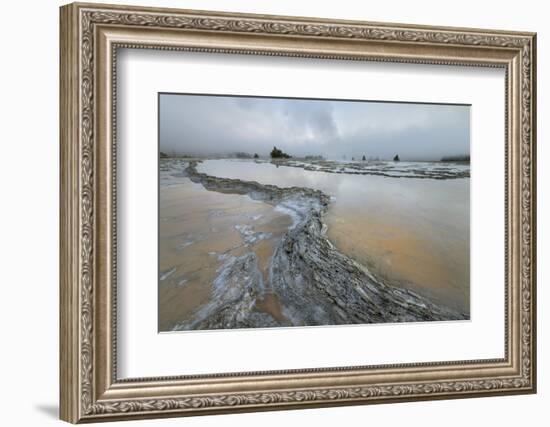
xmin=196 ymin=159 xmax=470 ymax=315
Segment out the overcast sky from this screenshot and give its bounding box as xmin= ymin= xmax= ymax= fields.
xmin=159 ymin=93 xmax=470 ymax=161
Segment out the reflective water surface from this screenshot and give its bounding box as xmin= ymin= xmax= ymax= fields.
xmin=197 ymin=159 xmax=470 ymax=315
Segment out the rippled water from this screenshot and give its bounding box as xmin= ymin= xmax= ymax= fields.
xmin=197 ymin=159 xmax=470 ymax=314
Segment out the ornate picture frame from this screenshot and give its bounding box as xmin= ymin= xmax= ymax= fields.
xmin=60 ymin=2 xmax=536 ymax=423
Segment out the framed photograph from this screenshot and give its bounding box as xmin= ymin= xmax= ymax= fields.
xmin=59 ymin=2 xmax=537 ymax=423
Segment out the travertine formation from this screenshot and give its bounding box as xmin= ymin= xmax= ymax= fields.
xmin=173 ymin=161 xmax=467 ymax=330
xmin=264 ymin=159 xmax=470 ymax=180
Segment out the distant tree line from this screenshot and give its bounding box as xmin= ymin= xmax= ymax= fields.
xmin=441 ymin=154 xmax=470 ymax=162
xmin=160 ymin=152 xmax=192 ymax=158
xmin=233 ymin=152 xmax=254 ymax=159
xmin=346 ymin=155 xmax=384 ymax=161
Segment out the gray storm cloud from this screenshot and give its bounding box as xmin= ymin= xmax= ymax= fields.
xmin=159 ymin=93 xmax=469 ymax=161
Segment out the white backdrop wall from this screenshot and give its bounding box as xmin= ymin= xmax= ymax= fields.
xmin=0 ymin=1 xmax=546 ymax=426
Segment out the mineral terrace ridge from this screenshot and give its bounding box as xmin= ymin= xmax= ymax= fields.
xmin=171 ymin=160 xmax=468 ymax=331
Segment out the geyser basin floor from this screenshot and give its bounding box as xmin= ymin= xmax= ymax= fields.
xmin=198 ymin=159 xmax=470 ymax=315
xmin=158 ymin=158 xmax=469 ymax=331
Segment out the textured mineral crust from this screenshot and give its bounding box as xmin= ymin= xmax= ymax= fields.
xmin=260 ymin=158 xmax=470 ymax=180
xmin=172 ymin=161 xmax=467 ymax=331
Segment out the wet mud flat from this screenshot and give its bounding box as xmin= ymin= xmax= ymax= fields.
xmin=163 ymin=160 xmax=468 ymax=331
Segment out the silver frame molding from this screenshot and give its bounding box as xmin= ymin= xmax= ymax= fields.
xmin=60 ymin=2 xmax=537 ymax=423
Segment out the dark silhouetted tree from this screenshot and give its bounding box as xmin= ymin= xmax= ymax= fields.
xmin=393 ymin=154 xmax=400 ymax=161
xmin=362 ymin=155 xmax=366 ymax=161
xmin=253 ymin=153 xmax=259 ymax=159
xmin=270 ymin=146 xmax=291 ymax=159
